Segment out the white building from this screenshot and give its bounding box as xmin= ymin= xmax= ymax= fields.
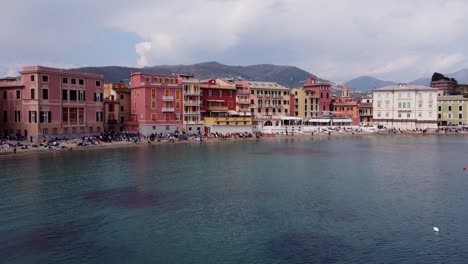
xmin=373 ymin=84 xmax=438 ymax=130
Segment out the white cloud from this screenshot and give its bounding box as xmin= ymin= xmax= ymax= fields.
xmin=2 ymin=0 xmax=468 ymax=82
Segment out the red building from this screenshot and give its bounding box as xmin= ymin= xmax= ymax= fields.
xmin=303 ymin=77 xmax=331 ymax=116
xmin=128 ymin=72 xmax=183 ymax=134
xmin=200 ymin=79 xmax=237 ymax=118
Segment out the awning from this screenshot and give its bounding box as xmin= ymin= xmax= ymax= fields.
xmin=279 ymin=116 xmax=302 ymax=120
xmin=331 ymin=119 xmax=352 ymax=123
xmin=228 ymin=110 xmax=239 ymax=115
xmin=308 ymin=119 xmax=331 ymax=123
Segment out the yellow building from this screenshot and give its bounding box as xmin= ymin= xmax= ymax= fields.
xmin=291 ymin=87 xmax=319 ymax=119
xmin=103 ymin=82 xmax=131 ymax=131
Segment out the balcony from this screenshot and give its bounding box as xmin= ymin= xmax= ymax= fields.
xmin=206 ymin=105 xmax=228 ymax=111
xmin=163 ymin=96 xmax=174 ymax=101
xmin=184 ymin=111 xmax=200 ymax=116
xmin=238 ymin=99 xmax=250 ymax=105
xmin=184 ymin=91 xmax=200 ymax=96
xmin=162 ymin=108 xmax=175 ymax=112
xmin=237 ymin=90 xmax=250 ymax=95
xmin=184 ymin=101 xmax=200 ymax=106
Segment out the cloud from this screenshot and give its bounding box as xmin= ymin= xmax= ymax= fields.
xmin=2 ymin=0 xmax=468 ymax=82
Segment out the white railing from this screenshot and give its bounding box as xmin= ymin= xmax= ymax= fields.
xmin=162 ymin=108 xmax=175 ymax=112
xmin=163 ymin=96 xmax=174 ymax=101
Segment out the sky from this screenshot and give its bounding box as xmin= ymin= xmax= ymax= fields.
xmin=2 ymin=0 xmax=468 ymax=83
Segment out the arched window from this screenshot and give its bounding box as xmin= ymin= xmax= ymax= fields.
xmin=264 ymin=121 xmax=273 ymax=126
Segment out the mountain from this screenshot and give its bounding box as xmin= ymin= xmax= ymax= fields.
xmin=345 ymin=76 xmax=395 ymax=91
xmin=73 ymin=61 xmax=324 ymax=88
xmin=409 ymin=69 xmax=468 ymax=86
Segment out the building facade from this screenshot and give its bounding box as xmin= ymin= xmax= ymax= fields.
xmin=358 ymin=96 xmax=373 ymax=126
xmin=180 ymin=74 xmax=203 ymax=133
xmin=290 ymin=87 xmax=319 ymax=119
xmin=103 ymin=82 xmax=130 ymax=131
xmin=128 ymin=72 xmax=183 ymax=135
xmin=0 ymin=66 xmax=104 ymax=142
xmin=303 ymin=77 xmax=331 ymax=116
xmin=372 ymin=84 xmax=438 ymax=130
xmin=239 ymin=80 xmax=292 ymax=119
xmin=437 ymin=95 xmax=468 ymax=126
xmin=431 ymin=79 xmax=457 ymax=96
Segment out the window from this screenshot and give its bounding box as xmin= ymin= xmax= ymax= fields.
xmin=418 ymin=112 xmax=422 ymax=117
xmin=251 ymin=90 xmax=254 ymax=95
xmin=120 ymin=106 xmax=124 ymax=112
xmin=176 ymin=102 xmax=180 ymax=109
xmin=151 ymin=102 xmax=156 ymax=108
xmin=39 ymin=111 xmax=52 ymax=123
xmin=398 ymin=113 xmax=402 ymax=118
xmin=120 ymin=94 xmax=124 ymax=100
xmin=29 ymin=111 xmax=37 ymax=123
xmin=94 ymin=93 xmax=102 ymax=102
xmin=407 ymin=102 xmax=411 ymax=108
xmin=14 ymin=111 xmax=21 ymax=122
xmin=151 ymin=113 xmax=156 ymax=121
xmin=42 ymin=75 xmax=48 ymax=82
xmin=398 ymin=102 xmax=402 ymax=108
xmin=377 ymin=101 xmax=381 ymax=108
xmin=407 ymin=113 xmax=411 ymax=118
xmin=438 ymin=106 xmax=442 ymax=111
xmin=418 ymin=92 xmax=422 ymax=98
xmin=71 ymin=78 xmax=76 ymax=85
xmin=175 ymin=113 xmax=180 ymax=120
xmin=459 ymin=113 xmax=463 ymax=119
xmin=449 ymin=106 xmax=452 ymax=111
xmin=3 ymin=111 xmax=7 ymax=122
xmin=448 ymin=113 xmax=453 ymax=119
xmin=320 ymin=92 xmax=323 ymax=99
xmin=3 ymin=91 xmax=6 ymax=99
xmin=43 ymin=128 xmax=48 ymax=135
xmin=62 ymin=90 xmax=68 ymax=100
xmin=42 ymin=89 xmax=49 ymax=100
xmin=459 ymin=105 xmax=463 ymax=111
xmin=30 ymin=89 xmax=35 ymax=99
xmin=438 ymin=114 xmax=441 ymax=119
xmin=175 ymin=90 xmax=180 ymax=100
xmin=63 ymin=78 xmax=68 ymax=84
xmin=165 ymin=113 xmax=170 ymax=120
xmin=78 ymin=90 xmax=85 ymax=101
xmin=208 ymin=90 xmax=212 ymax=96
xmin=70 ymin=90 xmax=77 ymax=101
xmin=229 ymin=91 xmax=233 ymax=97
xmin=385 ymin=112 xmax=389 ymax=117
xmin=63 ymin=108 xmax=69 ymax=122
xmin=429 ymin=101 xmax=433 ymax=107
xmin=377 ymin=112 xmax=381 ymax=117
xmin=218 ymin=90 xmax=222 ymax=97
xmin=30 ymin=75 xmax=35 ymax=82
xmin=418 ymin=102 xmax=422 ymax=108
xmin=95 ymin=112 xmax=103 ymax=122
xmin=151 ymin=88 xmax=156 ymax=99
xmin=16 ymin=90 xmax=20 ymax=99
xmin=79 ymin=79 xmax=84 ymax=85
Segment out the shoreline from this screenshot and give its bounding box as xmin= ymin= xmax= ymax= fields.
xmin=1 ymin=131 xmax=467 ymax=158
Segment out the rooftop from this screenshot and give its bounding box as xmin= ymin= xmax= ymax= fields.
xmin=245 ymin=81 xmax=288 ymax=90
xmin=374 ymin=84 xmax=437 ymax=92
xmin=21 ymin=66 xmax=104 ymax=79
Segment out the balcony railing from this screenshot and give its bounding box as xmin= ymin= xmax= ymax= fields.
xmin=237 ymin=90 xmax=250 ymax=95
xmin=184 ymin=101 xmax=200 ymax=106
xmin=238 ymin=99 xmax=250 ymax=104
xmin=206 ymin=105 xmax=228 ymax=111
xmin=184 ymin=91 xmax=200 ymax=96
xmin=163 ymin=96 xmax=174 ymax=101
xmin=162 ymin=108 xmax=175 ymax=112
xmin=184 ymin=111 xmax=200 ymax=116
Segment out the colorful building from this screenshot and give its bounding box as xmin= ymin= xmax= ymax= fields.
xmin=180 ymin=74 xmax=203 ymax=133
xmin=358 ymin=96 xmax=373 ymax=126
xmin=373 ymin=84 xmax=438 ymax=130
xmin=331 ymin=87 xmax=360 ymax=125
xmin=128 ymin=72 xmax=183 ymax=135
xmin=303 ymin=77 xmax=331 ymax=116
xmin=0 ymin=66 xmax=104 ymax=142
xmin=239 ymin=80 xmax=292 ymax=119
xmin=290 ymin=87 xmax=319 ymax=119
xmin=437 ymin=95 xmax=468 ymax=126
xmin=200 ymin=79 xmax=252 ymax=133
xmin=431 ymin=78 xmax=457 ymax=96
xmin=103 ymin=82 xmax=131 ymax=131
xmin=235 ymin=80 xmax=252 ymax=116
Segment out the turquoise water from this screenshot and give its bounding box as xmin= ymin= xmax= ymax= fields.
xmin=1 ymin=136 xmax=468 ymax=263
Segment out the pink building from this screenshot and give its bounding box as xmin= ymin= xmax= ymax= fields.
xmin=304 ymin=77 xmax=331 ymax=116
xmin=0 ymin=66 xmax=104 ymax=142
xmin=128 ymin=72 xmax=183 ymax=135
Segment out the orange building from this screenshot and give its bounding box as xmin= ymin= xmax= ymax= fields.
xmin=331 ymin=87 xmax=360 ymax=125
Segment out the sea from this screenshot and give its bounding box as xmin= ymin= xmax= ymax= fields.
xmin=1 ymin=135 xmax=468 ymax=264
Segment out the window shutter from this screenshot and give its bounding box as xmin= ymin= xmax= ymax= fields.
xmin=83 ymin=91 xmax=86 ymax=101
xmin=40 ymin=111 xmax=44 ymax=123
xmin=48 ymin=112 xmax=52 ymax=123
xmin=94 ymin=93 xmax=97 ymax=101
xmin=29 ymin=111 xmax=31 ymax=123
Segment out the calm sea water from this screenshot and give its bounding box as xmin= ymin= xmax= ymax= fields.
xmin=1 ymin=136 xmax=468 ymax=264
